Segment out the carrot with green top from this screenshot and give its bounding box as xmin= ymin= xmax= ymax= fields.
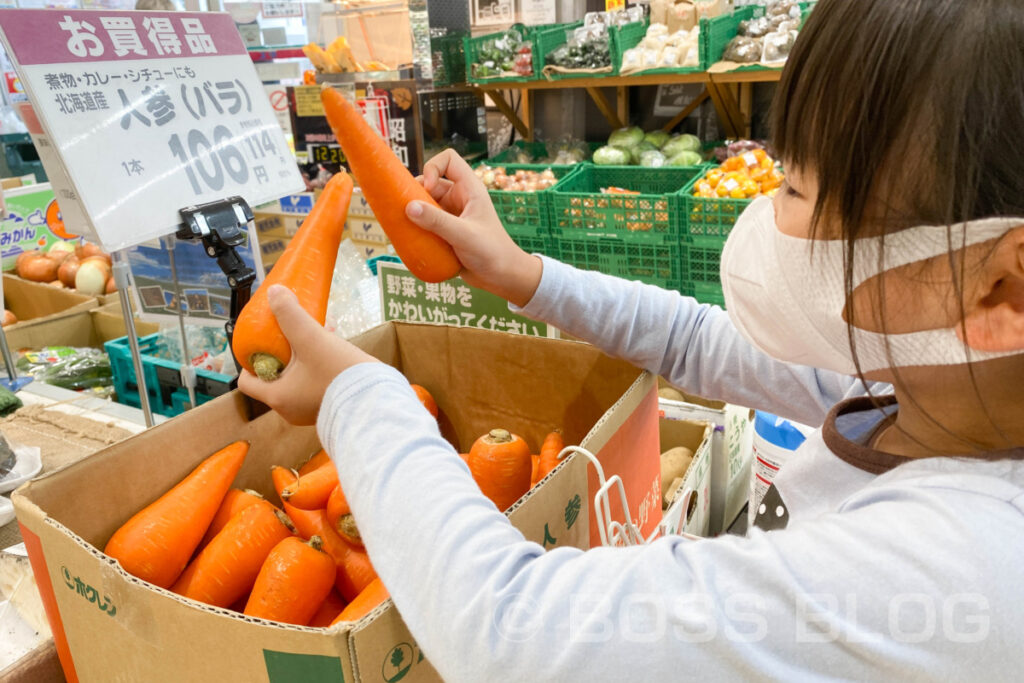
xmin=232 ymin=171 xmax=354 ymax=381
xmin=103 ymin=441 xmax=249 ymax=588
xmin=320 ymin=86 xmax=461 ymax=283
xmin=171 ymin=500 xmax=294 ymax=608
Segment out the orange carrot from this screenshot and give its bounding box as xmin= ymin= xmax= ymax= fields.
xmin=535 ymin=430 xmax=565 ymax=483
xmin=198 ymin=488 xmax=265 ymax=551
xmin=298 ymin=449 xmax=330 ymax=476
xmin=330 ymin=578 xmax=389 ymax=625
xmin=244 ymin=536 xmax=336 ymax=625
xmin=270 ymin=465 xmax=296 ymax=505
xmin=530 ymin=454 xmax=540 ymax=487
xmin=308 ymin=590 xmax=348 ymax=627
xmin=325 ymin=484 xmax=362 ymax=547
xmin=410 ymin=384 xmax=438 ymax=418
xmin=232 ymin=171 xmax=354 ymax=381
xmin=282 ymin=460 xmax=339 ymax=510
xmin=319 ymin=87 xmax=460 ymax=283
xmin=467 ymin=429 xmax=532 ymax=512
xmin=283 ymin=502 xmax=378 ymax=602
xmin=171 ymin=500 xmax=294 ymax=608
xmin=104 ymin=441 xmax=249 ymax=588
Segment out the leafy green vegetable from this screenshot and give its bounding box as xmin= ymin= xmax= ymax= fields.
xmin=639 ymin=150 xmax=667 ymax=167
xmin=662 ymin=134 xmax=701 ymax=158
xmin=644 ymin=130 xmax=670 ymax=149
xmin=666 ymin=150 xmax=703 ymax=167
xmin=593 ymin=145 xmax=632 ymax=165
xmin=607 ymin=126 xmax=645 ymax=149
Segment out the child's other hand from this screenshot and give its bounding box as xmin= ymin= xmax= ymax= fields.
xmin=237 ymin=285 xmax=378 ymax=425
xmin=407 ymin=149 xmax=543 ymax=307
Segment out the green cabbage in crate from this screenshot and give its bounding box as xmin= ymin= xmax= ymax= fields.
xmin=662 ymin=134 xmax=701 ymax=159
xmin=644 ymin=130 xmax=671 ymax=149
xmin=639 ymin=150 xmax=667 ymax=167
xmin=607 ymin=126 xmax=645 ymax=149
xmin=593 ymin=145 xmax=632 ymax=165
xmin=667 ymin=150 xmax=703 ymax=167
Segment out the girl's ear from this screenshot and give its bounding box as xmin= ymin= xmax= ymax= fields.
xmin=959 ymin=227 xmax=1024 ymax=352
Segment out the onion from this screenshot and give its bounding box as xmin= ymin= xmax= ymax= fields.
xmin=58 ymin=255 xmax=80 ymax=288
xmin=18 ymin=253 xmax=59 ymax=282
xmin=47 ymin=241 xmax=76 ymax=263
xmin=75 ymin=259 xmax=112 ymax=295
xmin=2 ymin=310 xmax=17 ymax=327
xmin=75 ymin=242 xmax=103 ymax=260
xmin=105 ymin=276 xmax=117 ymax=294
xmin=16 ymin=250 xmax=40 ymax=271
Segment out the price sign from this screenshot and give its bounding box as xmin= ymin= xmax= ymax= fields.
xmin=0 ymin=10 xmax=304 ymax=252
xmin=378 ymin=261 xmax=553 ymax=339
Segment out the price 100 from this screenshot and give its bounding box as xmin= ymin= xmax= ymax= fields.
xmin=168 ymin=125 xmax=252 ymax=196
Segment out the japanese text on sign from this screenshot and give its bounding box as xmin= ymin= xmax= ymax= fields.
xmin=378 ymin=262 xmax=550 ymax=338
xmin=0 ymin=9 xmax=303 ymax=251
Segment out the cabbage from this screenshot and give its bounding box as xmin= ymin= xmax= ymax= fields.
xmin=662 ymin=134 xmax=701 ymax=159
xmin=666 ymin=150 xmax=703 ymax=167
xmin=630 ymin=140 xmax=658 ymax=163
xmin=593 ymin=145 xmax=631 ymax=166
xmin=639 ymin=150 xmax=667 ymax=168
xmin=607 ymin=126 xmax=645 ymax=149
xmin=644 ymin=130 xmax=670 ymax=149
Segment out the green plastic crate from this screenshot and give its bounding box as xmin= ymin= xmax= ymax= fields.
xmin=550 ymin=165 xmax=700 ymax=242
xmin=431 ymin=31 xmax=468 ymax=86
xmin=465 ymin=24 xmax=560 ymax=84
xmin=680 ymin=234 xmax=728 ymax=285
xmin=680 ymin=280 xmax=726 ymax=307
xmin=554 ymin=235 xmax=683 ymax=290
xmin=679 ymin=171 xmax=754 ymax=239
xmin=702 ymin=5 xmax=760 ymax=68
xmin=475 ymin=162 xmax=579 ymax=255
xmin=536 ymin=20 xmax=646 ymax=80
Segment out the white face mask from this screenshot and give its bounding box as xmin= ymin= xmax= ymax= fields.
xmin=720 ymin=196 xmax=1024 ymax=376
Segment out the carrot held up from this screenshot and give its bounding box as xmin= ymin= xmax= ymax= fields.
xmin=319 ymin=85 xmax=461 ymax=283
xmin=232 ymin=171 xmax=354 ymax=382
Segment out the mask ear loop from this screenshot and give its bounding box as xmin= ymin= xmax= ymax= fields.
xmin=556 ymin=446 xmax=672 ymax=547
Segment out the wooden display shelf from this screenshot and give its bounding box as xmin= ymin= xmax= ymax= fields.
xmin=465 ymin=65 xmax=783 ymax=141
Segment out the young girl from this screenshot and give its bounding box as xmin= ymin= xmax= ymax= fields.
xmin=240 ymin=0 xmax=1024 ymax=678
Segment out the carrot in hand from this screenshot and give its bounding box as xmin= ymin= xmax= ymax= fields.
xmin=308 ymin=590 xmax=348 ymax=627
xmin=283 ymin=502 xmax=377 ymax=602
xmin=325 ymin=484 xmax=362 ymax=547
xmin=232 ymin=171 xmax=354 ymax=381
xmin=198 ymin=488 xmax=266 ymax=551
xmin=244 ymin=536 xmax=337 ymax=626
xmin=535 ymin=430 xmax=565 ymax=483
xmin=319 ymin=86 xmax=461 ymax=283
xmin=104 ymin=441 xmax=249 ymax=588
xmin=282 ymin=460 xmax=339 ymax=510
xmin=468 ymin=429 xmax=532 ymax=512
xmin=171 ymin=500 xmax=294 ymax=608
xmin=330 ymin=578 xmax=390 ymax=625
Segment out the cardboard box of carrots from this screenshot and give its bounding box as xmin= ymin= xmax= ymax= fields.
xmin=12 ymin=321 xmax=658 ymax=682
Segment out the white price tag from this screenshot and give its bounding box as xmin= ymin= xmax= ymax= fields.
xmin=0 ymin=10 xmax=304 ymax=252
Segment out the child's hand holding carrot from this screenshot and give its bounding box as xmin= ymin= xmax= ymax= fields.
xmin=237 ymin=285 xmax=378 ymax=425
xmin=406 ymin=149 xmax=544 ymax=308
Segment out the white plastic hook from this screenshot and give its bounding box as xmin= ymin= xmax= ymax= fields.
xmin=555 ymin=446 xmax=662 ymax=548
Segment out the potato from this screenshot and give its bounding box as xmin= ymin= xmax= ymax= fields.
xmin=660 ymin=446 xmax=693 ymax=499
xmin=658 ymin=386 xmax=686 ymax=402
xmin=663 ymin=476 xmax=684 ymax=508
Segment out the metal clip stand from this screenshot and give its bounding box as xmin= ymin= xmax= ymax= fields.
xmin=176 ymin=197 xmax=256 ymax=381
xmin=112 ymin=253 xmax=155 ymax=428
xmin=0 ymin=325 xmax=32 ymax=393
xmin=164 ymin=235 xmax=197 ymax=410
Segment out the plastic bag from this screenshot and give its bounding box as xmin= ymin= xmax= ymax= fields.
xmin=324 ymin=239 xmax=382 ymax=340
xmin=762 ymin=29 xmax=798 ymax=65
xmin=17 ymin=347 xmax=114 ymax=395
xmin=723 ymin=35 xmax=763 ymax=63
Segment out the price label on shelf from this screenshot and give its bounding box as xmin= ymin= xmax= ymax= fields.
xmin=0 ymin=9 xmax=304 ymax=252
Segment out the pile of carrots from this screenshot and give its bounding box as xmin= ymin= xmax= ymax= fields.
xmin=102 ymin=384 xmax=566 ymax=628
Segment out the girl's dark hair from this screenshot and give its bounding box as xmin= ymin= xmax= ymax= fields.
xmin=771 ymin=0 xmax=1024 ymax=448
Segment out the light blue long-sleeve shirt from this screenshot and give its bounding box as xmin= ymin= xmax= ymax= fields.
xmin=318 ymin=256 xmax=1024 ymax=681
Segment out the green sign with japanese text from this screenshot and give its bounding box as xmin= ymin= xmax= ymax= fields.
xmin=378 ymin=261 xmax=553 ymax=338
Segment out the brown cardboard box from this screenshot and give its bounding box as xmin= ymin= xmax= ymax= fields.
xmin=346 ymin=217 xmax=389 ymax=245
xmin=668 ymin=1 xmax=697 ymax=32
xmin=253 ymin=208 xmax=305 ymax=239
xmin=4 ymin=302 xmax=159 ymax=351
xmin=13 ymin=322 xmax=656 ymax=682
xmin=350 ymin=239 xmax=395 ymax=261
xmin=694 ymin=0 xmax=731 ymax=19
xmin=658 ymin=418 xmax=712 ymax=537
xmin=349 ymin=187 xmax=375 ymax=218
xmin=2 ymin=273 xmax=97 ymax=338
